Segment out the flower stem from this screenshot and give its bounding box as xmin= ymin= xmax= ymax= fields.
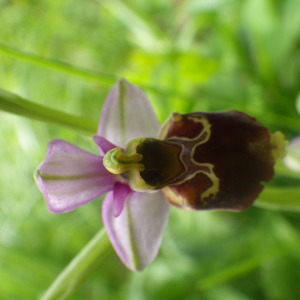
xmin=0 ymin=43 xmax=117 ymax=84
xmin=0 ymin=43 xmax=190 ymax=100
xmin=0 ymin=89 xmax=97 ymax=134
xmin=41 ymin=228 xmax=111 ymax=300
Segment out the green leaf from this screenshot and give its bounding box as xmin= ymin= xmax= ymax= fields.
xmin=255 ymin=160 xmax=300 ymax=211
xmin=256 ymin=187 xmax=300 ymax=212
xmin=0 ymin=43 xmax=117 ymax=84
xmin=0 ymin=43 xmax=191 ymax=101
xmin=0 ymin=89 xmax=97 ymax=134
xmin=41 ymin=228 xmax=111 ymax=300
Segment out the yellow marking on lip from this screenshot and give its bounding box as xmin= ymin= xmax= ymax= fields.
xmin=198 ymin=164 xmax=219 ymax=201
xmin=188 ymin=115 xmax=219 ymax=201
xmin=171 ymin=163 xmax=219 ymax=201
xmin=165 ymin=115 xmax=212 ymax=142
xmin=270 ymin=131 xmax=288 ymax=160
xmin=161 ymin=114 xmax=219 ymax=206
xmin=171 ymin=112 xmax=183 ymax=122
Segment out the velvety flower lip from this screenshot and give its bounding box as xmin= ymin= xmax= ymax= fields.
xmin=35 ymin=79 xmax=170 ymax=271
xmin=158 ymin=111 xmax=285 ymax=211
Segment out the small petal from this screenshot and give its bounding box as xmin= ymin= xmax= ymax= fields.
xmin=93 ymin=135 xmax=117 ymax=156
xmin=113 ymin=182 xmax=131 ymax=217
xmin=102 ymin=190 xmax=169 ymax=271
xmin=98 ymin=79 xmax=160 ymax=147
xmin=35 ymin=140 xmax=115 ymax=213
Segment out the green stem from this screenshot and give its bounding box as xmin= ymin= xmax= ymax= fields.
xmin=41 ymin=228 xmax=111 ymax=300
xmin=254 ymin=163 xmax=300 ymax=211
xmin=256 ymin=187 xmax=300 ymax=212
xmin=196 ymin=249 xmax=287 ymax=291
xmin=0 ymin=89 xmax=97 ymax=134
xmin=0 ymin=43 xmax=117 ymax=84
xmin=0 ymin=43 xmax=187 ymax=99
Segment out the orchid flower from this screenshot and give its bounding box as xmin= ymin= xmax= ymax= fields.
xmin=35 ymin=79 xmax=287 ymax=272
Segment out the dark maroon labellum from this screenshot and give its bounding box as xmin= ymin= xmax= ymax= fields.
xmin=156 ymin=111 xmax=283 ymax=211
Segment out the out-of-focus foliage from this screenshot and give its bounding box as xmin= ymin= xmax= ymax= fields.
xmin=0 ymin=0 xmax=300 ymax=299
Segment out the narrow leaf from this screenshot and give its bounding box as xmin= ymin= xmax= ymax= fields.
xmin=256 ymin=187 xmax=300 ymax=212
xmin=0 ymin=89 xmax=97 ymax=133
xmin=41 ymin=229 xmax=111 ymax=300
xmin=0 ymin=43 xmax=117 ymax=84
xmin=0 ymin=43 xmax=188 ymax=99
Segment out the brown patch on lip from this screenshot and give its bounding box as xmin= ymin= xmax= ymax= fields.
xmin=161 ymin=111 xmax=276 ymax=211
xmin=136 ymin=138 xmax=185 ymax=189
xmin=159 ymin=112 xmax=205 ymax=140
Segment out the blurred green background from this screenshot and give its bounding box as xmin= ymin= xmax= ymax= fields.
xmin=1 ymin=0 xmax=300 ymax=299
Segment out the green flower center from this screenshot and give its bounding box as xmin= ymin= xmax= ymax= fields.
xmin=103 ymin=148 xmax=144 ymax=175
xmin=103 ymin=138 xmax=184 ymax=192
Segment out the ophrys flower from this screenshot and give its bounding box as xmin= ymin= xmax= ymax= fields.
xmin=35 ymin=79 xmax=286 ymax=271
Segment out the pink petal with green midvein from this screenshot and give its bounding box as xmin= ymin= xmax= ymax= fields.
xmin=35 ymin=139 xmax=115 ymax=213
xmin=102 ymin=190 xmax=169 ymax=271
xmin=98 ymin=79 xmax=160 ymax=147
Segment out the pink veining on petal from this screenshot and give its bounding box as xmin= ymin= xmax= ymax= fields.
xmin=113 ymin=182 xmax=131 ymax=217
xmin=35 ymin=139 xmax=116 ymax=213
xmin=102 ymin=190 xmax=169 ymax=271
xmin=93 ymin=136 xmax=117 ymax=156
xmin=97 ymin=79 xmax=160 ymax=148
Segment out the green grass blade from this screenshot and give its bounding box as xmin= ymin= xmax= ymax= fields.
xmin=0 ymin=43 xmax=189 ymax=100
xmin=256 ymin=187 xmax=300 ymax=212
xmin=0 ymin=43 xmax=117 ymax=84
xmin=41 ymin=228 xmax=111 ymax=300
xmin=0 ymin=89 xmax=97 ymax=134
